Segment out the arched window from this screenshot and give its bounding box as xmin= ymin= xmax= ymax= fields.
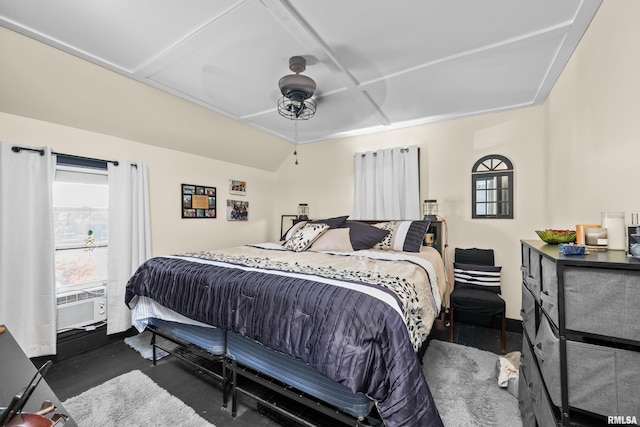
xmin=472 ymin=154 xmax=514 ymax=219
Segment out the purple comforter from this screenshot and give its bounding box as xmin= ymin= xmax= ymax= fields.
xmin=125 ymin=246 xmax=443 ymax=427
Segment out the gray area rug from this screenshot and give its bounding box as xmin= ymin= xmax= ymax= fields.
xmin=124 ymin=330 xmax=169 ymax=360
xmin=63 ymin=370 xmax=214 ymax=427
xmin=423 ymin=340 xmax=522 ymax=427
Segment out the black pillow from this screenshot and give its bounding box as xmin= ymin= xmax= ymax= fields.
xmin=310 ymin=215 xmax=349 ymax=229
xmin=454 ymin=248 xmax=495 ymax=266
xmin=344 ymin=221 xmax=390 ymax=250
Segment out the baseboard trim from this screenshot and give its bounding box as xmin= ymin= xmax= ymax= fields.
xmin=31 ymin=325 xmax=137 ymax=364
xmin=506 ymin=318 xmax=523 ymax=333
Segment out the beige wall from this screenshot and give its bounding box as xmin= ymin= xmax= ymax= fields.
xmin=544 ymin=0 xmax=640 ymax=225
xmin=0 ymin=112 xmax=276 ymax=256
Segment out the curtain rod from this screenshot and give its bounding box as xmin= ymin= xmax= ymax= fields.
xmin=11 ymin=145 xmax=136 ymax=167
xmin=354 ymin=146 xmax=417 ymax=157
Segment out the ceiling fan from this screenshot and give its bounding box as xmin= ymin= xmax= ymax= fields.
xmin=277 ymin=56 xmax=317 ymax=120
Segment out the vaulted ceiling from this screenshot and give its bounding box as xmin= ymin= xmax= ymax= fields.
xmin=0 ymin=0 xmax=602 ymax=169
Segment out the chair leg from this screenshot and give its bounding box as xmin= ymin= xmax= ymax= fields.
xmin=501 ymin=316 xmax=507 ymax=354
xmin=449 ymin=308 xmax=454 ymax=342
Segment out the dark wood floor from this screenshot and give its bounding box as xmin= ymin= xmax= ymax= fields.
xmin=37 ymin=321 xmax=522 ymax=426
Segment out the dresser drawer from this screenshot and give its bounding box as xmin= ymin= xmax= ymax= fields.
xmin=525 ymin=339 xmax=558 ymax=427
xmin=518 ymin=369 xmax=537 ymax=427
xmin=521 ymin=283 xmax=537 ymax=340
xmin=519 ymin=334 xmax=542 ymax=427
xmin=521 ymin=244 xmax=532 ymax=280
xmin=520 ymin=333 xmax=533 ymax=386
xmin=534 ymin=316 xmax=640 ymax=416
xmin=522 ymin=245 xmax=541 ymax=300
xmin=564 ymin=266 xmax=640 ymax=341
xmin=521 ymin=244 xmax=529 ymax=277
xmin=539 ymin=257 xmax=558 ymax=327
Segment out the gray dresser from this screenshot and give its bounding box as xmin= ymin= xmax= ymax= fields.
xmin=519 ymin=240 xmax=640 ymax=426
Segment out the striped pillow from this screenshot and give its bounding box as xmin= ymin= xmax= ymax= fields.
xmin=453 ymin=263 xmax=502 ymax=293
xmin=374 ymin=220 xmax=430 ymax=252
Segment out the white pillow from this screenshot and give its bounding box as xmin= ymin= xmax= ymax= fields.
xmin=281 ymin=220 xmax=307 ymax=241
xmin=309 ymin=228 xmax=354 ymax=252
xmin=283 ymin=223 xmax=330 ymax=252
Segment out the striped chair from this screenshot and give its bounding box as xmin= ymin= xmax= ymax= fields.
xmin=449 ymin=248 xmax=506 ymax=353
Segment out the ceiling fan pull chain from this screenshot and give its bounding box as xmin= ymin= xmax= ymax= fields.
xmin=294 ymin=119 xmax=299 ymax=165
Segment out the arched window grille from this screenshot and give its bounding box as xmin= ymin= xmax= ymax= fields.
xmin=472 ymin=154 xmax=514 ymax=219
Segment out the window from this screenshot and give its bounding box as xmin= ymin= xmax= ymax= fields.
xmin=472 ymin=154 xmax=514 ymax=219
xmin=53 ymin=161 xmax=108 ymax=293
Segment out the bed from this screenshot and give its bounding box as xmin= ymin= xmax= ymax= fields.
xmin=125 ymin=219 xmax=447 ymax=427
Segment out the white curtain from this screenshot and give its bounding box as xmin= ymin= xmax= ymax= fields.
xmin=353 ymin=145 xmax=420 ymax=220
xmin=107 ymin=160 xmax=151 ymax=334
xmin=0 ymin=142 xmax=57 ymax=356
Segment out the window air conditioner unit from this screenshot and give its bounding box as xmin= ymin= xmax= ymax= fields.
xmin=56 ymin=286 xmax=107 ymax=331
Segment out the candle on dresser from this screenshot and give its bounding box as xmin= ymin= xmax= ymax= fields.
xmin=576 ymin=224 xmax=600 ymax=245
xmin=601 ymin=212 xmax=626 ymax=250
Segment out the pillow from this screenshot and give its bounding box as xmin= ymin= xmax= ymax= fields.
xmin=280 ymin=216 xmax=348 ymax=241
xmin=344 ymin=221 xmax=390 ymax=251
xmin=373 ymin=221 xmax=397 ymax=250
xmin=309 ymin=228 xmax=354 ymax=252
xmin=374 ymin=220 xmax=430 ymax=252
xmin=283 ymin=223 xmax=329 ymax=252
xmin=454 ymin=247 xmax=495 ymax=266
xmin=453 ymin=263 xmax=502 ymax=293
xmin=281 ymin=220 xmax=307 ymax=241
xmin=309 ymin=215 xmax=349 ymax=229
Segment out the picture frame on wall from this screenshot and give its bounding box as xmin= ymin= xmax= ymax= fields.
xmin=227 ymin=199 xmax=248 ymax=221
xmin=229 ymin=179 xmax=246 ymax=196
xmin=182 ymin=184 xmax=216 ymax=218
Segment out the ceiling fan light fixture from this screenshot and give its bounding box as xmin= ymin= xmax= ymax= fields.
xmin=277 ymin=56 xmax=317 ymax=120
xmin=278 ymin=95 xmax=316 ymax=120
